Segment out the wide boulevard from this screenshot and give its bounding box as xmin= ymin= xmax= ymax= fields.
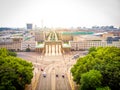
xmin=17 ymin=52 xmax=77 ymax=90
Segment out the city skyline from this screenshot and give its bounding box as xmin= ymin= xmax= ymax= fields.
xmin=0 ymin=0 xmax=120 ymax=28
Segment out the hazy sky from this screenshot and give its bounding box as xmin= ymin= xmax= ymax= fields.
xmin=0 ymin=0 xmax=120 ymax=28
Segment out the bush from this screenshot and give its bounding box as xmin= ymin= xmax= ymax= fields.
xmin=26 ymin=48 xmax=31 ymax=52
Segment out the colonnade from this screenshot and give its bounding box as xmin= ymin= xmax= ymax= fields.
xmin=45 ymin=44 xmax=62 ymax=56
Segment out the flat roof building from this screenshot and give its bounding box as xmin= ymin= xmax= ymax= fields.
xmin=26 ymin=23 xmax=33 ymax=30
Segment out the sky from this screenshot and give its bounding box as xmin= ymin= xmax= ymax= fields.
xmin=0 ymin=0 xmax=120 ymax=28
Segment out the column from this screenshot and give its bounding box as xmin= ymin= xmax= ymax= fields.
xmin=45 ymin=45 xmax=49 ymax=56
xmin=55 ymin=44 xmax=56 ymax=55
xmin=52 ymin=44 xmax=55 ymax=56
xmin=45 ymin=45 xmax=46 ymax=55
xmin=57 ymin=44 xmax=59 ymax=55
xmin=54 ymin=44 xmax=55 ymax=55
xmin=47 ymin=45 xmax=49 ymax=54
xmin=59 ymin=45 xmax=62 ymax=55
xmin=56 ymin=44 xmax=58 ymax=55
xmin=49 ymin=45 xmax=51 ymax=56
xmin=51 ymin=44 xmax=53 ymax=55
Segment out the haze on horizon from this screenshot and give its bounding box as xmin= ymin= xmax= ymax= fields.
xmin=0 ymin=0 xmax=120 ymax=28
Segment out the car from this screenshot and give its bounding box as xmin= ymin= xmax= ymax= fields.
xmin=56 ymin=74 xmax=58 ymax=77
xmin=41 ymin=68 xmax=44 ymax=71
xmin=62 ymin=74 xmax=65 ymax=78
xmin=43 ymin=72 xmax=46 ymax=77
xmin=72 ymin=54 xmax=79 ymax=59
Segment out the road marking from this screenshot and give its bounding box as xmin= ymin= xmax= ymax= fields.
xmin=51 ymin=68 xmax=56 ymax=90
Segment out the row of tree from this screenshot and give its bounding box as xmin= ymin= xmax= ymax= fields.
xmin=0 ymin=48 xmax=33 ymax=90
xmin=71 ymin=47 xmax=120 ymax=90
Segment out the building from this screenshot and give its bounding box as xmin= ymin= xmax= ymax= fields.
xmin=21 ymin=36 xmax=36 ymax=51
xmin=70 ymin=36 xmax=120 ymax=50
xmin=0 ymin=35 xmax=36 ymax=51
xmin=0 ymin=37 xmax=22 ymax=51
xmin=26 ymin=23 xmax=33 ymax=30
xmin=34 ymin=31 xmax=44 ymax=42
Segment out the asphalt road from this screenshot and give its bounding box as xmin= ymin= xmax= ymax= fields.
xmin=36 ymin=55 xmax=72 ymax=90
xmin=17 ymin=52 xmax=72 ymax=90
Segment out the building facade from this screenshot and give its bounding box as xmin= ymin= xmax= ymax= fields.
xmin=0 ymin=37 xmax=22 ymax=51
xmin=70 ymin=40 xmax=120 ymax=50
xmin=0 ymin=36 xmax=36 ymax=51
xmin=26 ymin=23 xmax=33 ymax=30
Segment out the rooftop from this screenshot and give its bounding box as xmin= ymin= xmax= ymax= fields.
xmin=36 ymin=44 xmax=44 ymax=48
xmin=62 ymin=44 xmax=71 ymax=48
xmin=62 ymin=31 xmax=94 ymax=35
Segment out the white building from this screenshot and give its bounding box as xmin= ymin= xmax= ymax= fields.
xmin=21 ymin=36 xmax=36 ymax=51
xmin=70 ymin=35 xmax=120 ymax=50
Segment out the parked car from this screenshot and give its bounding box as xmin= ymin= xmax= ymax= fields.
xmin=72 ymin=54 xmax=79 ymax=59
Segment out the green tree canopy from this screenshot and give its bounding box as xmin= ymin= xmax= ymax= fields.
xmin=96 ymin=86 xmax=111 ymax=90
xmin=0 ymin=48 xmax=17 ymax=57
xmin=80 ymin=70 xmax=102 ymax=90
xmin=71 ymin=47 xmax=120 ymax=90
xmin=0 ymin=48 xmax=33 ymax=90
xmin=26 ymin=48 xmax=31 ymax=52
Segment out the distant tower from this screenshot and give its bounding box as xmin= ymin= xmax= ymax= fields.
xmin=35 ymin=24 xmax=37 ymax=30
xmin=41 ymin=19 xmax=44 ymax=29
xmin=26 ymin=23 xmax=33 ymax=30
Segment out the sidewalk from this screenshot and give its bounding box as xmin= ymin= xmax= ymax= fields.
xmin=25 ymin=68 xmax=41 ymax=90
xmin=67 ymin=72 xmax=74 ymax=90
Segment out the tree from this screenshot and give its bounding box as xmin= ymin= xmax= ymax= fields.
xmin=80 ymin=70 xmax=102 ymax=90
xmin=0 ymin=48 xmax=33 ymax=90
xmin=0 ymin=48 xmax=8 ymax=57
xmin=71 ymin=47 xmax=120 ymax=90
xmin=96 ymin=86 xmax=111 ymax=90
xmin=88 ymin=46 xmax=96 ymax=54
xmin=8 ymin=50 xmax=17 ymax=57
xmin=26 ymin=48 xmax=31 ymax=52
xmin=0 ymin=48 xmax=17 ymax=57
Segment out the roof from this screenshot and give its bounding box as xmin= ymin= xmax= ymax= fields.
xmin=62 ymin=44 xmax=71 ymax=48
xmin=24 ymin=37 xmax=30 ymax=41
xmin=36 ymin=44 xmax=44 ymax=48
xmin=76 ymin=35 xmax=104 ymax=41
xmin=62 ymin=32 xmax=94 ymax=35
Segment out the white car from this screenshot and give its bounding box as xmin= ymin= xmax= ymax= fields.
xmin=43 ymin=72 xmax=46 ymax=77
